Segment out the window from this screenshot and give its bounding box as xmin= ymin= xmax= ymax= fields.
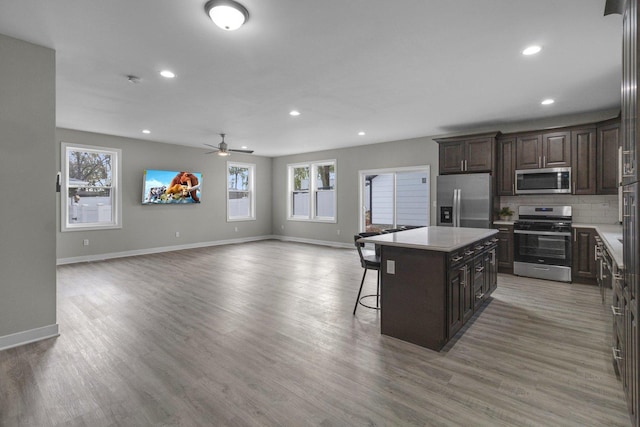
xmin=227 ymin=162 xmax=255 ymax=221
xmin=288 ymin=160 xmax=336 ymax=222
xmin=62 ymin=143 xmax=121 ymax=231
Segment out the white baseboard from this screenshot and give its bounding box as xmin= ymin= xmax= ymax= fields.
xmin=56 ymin=235 xmax=353 ymax=265
xmin=273 ymin=235 xmax=353 ymax=249
xmin=0 ymin=324 xmax=59 ymax=352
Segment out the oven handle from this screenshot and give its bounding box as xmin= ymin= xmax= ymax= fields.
xmin=513 ymin=230 xmax=572 ymax=237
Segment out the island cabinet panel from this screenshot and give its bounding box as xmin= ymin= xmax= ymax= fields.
xmin=447 ymin=263 xmax=464 ymax=338
xmin=380 ymin=246 xmax=448 ymax=350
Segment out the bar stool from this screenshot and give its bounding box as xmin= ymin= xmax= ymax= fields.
xmin=353 ymin=232 xmax=381 ymax=314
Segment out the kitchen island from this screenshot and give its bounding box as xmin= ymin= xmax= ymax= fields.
xmin=360 ymin=226 xmax=499 ymax=351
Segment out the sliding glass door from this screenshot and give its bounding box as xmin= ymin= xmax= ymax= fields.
xmin=359 ymin=166 xmax=430 ymax=232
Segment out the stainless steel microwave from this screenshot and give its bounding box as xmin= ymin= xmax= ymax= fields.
xmin=515 ymin=167 xmax=571 ymax=194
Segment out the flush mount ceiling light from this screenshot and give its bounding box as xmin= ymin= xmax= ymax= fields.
xmin=204 ymin=0 xmax=249 ymax=31
xmin=160 ymin=70 xmax=175 ymax=79
xmin=522 ymin=45 xmax=542 ymax=56
xmin=289 ymin=110 xmax=300 ymax=116
xmin=142 ymin=129 xmax=151 ymax=134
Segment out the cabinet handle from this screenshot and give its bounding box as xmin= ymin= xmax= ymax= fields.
xmin=573 ymin=181 xmax=576 ymax=194
xmin=461 ymin=160 xmax=464 ymax=171
xmin=611 ymin=305 xmax=623 ymax=316
xmin=465 ymin=160 xmax=467 ymax=171
xmin=612 ymin=347 xmax=623 ymax=361
xmin=476 ymin=293 xmax=485 ymax=300
xmin=614 ymin=273 xmax=623 ymax=281
xmin=538 ymin=156 xmax=541 ymax=168
xmin=464 ymin=250 xmax=475 ymax=256
xmin=497 ymin=228 xmax=509 ymax=231
xmin=452 ymin=255 xmax=463 ymax=262
xmin=573 ymin=229 xmax=576 ymax=242
xmin=512 ymin=183 xmax=515 ymax=194
xmin=491 ymin=238 xmax=499 ymax=242
xmin=543 ymin=156 xmax=546 ymax=167
xmin=476 ymin=266 xmax=485 ymax=273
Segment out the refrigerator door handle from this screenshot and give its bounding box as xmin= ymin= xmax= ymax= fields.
xmin=454 ymin=188 xmax=461 ymax=227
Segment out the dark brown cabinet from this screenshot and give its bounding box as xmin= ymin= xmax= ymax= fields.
xmin=497 ymin=136 xmax=516 ymax=195
xmin=516 ymin=131 xmax=571 ymax=170
xmin=495 ymin=225 xmax=514 ymax=273
xmin=436 ymin=132 xmax=498 ymax=174
xmin=447 ymin=262 xmax=464 ymax=338
xmin=571 ymin=127 xmax=597 ymax=195
xmin=571 ymin=227 xmax=597 ymax=284
xmin=597 ymin=121 xmax=621 ymax=195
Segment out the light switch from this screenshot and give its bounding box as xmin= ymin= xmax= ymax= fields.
xmin=387 ymin=260 xmax=395 ymax=275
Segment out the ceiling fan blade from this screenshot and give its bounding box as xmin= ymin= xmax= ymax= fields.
xmin=204 ymin=150 xmax=219 ymax=154
xmin=203 ymin=143 xmax=220 ymax=150
xmin=229 ymin=148 xmax=254 ymax=154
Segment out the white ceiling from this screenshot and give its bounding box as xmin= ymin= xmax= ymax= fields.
xmin=0 ymin=0 xmax=622 ymax=157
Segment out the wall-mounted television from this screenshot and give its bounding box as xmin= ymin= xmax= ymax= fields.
xmin=142 ymin=170 xmax=202 ymax=204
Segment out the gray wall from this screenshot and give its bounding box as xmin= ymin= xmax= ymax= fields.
xmin=271 ymin=136 xmax=440 ymax=245
xmin=0 ymin=34 xmax=57 ymax=337
xmin=56 ymin=129 xmax=273 ymax=260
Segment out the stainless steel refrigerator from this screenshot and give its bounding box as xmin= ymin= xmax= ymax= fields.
xmin=436 ymin=173 xmax=492 ymax=229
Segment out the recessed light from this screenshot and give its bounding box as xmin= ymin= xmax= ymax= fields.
xmin=541 ymin=99 xmax=555 ymax=105
xmin=289 ymin=110 xmax=300 ymax=116
xmin=358 ymin=131 xmax=366 ymax=136
xmin=241 ymin=146 xmax=248 ymax=150
xmin=160 ymin=70 xmax=175 ymax=79
xmin=142 ymin=129 xmax=151 ymax=134
xmin=522 ymin=45 xmax=542 ymax=56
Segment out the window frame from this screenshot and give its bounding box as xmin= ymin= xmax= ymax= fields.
xmin=226 ymin=161 xmax=256 ymax=222
xmin=61 ymin=142 xmax=122 ymax=232
xmin=287 ymin=159 xmax=337 ymax=223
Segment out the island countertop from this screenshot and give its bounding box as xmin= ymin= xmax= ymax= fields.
xmin=358 ymin=226 xmax=498 ymax=252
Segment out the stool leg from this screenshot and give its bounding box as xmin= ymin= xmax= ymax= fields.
xmin=376 ymin=268 xmax=380 ymax=308
xmin=353 ymin=269 xmax=368 ymax=315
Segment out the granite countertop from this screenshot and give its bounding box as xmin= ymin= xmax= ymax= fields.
xmin=358 ymin=226 xmax=498 ymax=253
xmin=572 ymin=223 xmax=623 ymax=268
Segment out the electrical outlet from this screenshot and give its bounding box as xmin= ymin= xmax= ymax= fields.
xmin=83 ymin=239 xmax=89 ymax=246
xmin=387 ymin=260 xmax=395 ymax=275
xmin=337 ymin=229 xmax=340 ymax=235
xmin=234 ymin=227 xmax=239 ymax=232
xmin=175 ymin=231 xmax=180 ymax=238
xmin=281 ymin=224 xmax=284 ymax=230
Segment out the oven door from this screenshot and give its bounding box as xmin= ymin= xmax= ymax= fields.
xmin=513 ymin=230 xmax=572 ymax=267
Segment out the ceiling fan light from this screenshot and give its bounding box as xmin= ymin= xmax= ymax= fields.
xmin=217 ymin=150 xmax=230 ymax=157
xmin=205 ymin=0 xmax=249 ymax=31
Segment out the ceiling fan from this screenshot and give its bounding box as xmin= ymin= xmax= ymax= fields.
xmin=204 ymin=133 xmax=254 ymax=156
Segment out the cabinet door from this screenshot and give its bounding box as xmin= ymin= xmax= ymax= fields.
xmin=497 ymin=137 xmax=516 ymax=195
xmin=439 ymin=141 xmax=465 ymax=174
xmin=597 ymin=122 xmax=621 ymax=194
xmin=571 ymin=128 xmax=596 ymax=195
xmin=465 ymin=137 xmax=494 ymax=172
xmin=462 ymin=263 xmax=474 ymax=322
xmin=448 ymin=266 xmax=464 ymax=338
xmin=542 ymin=131 xmax=571 ymax=167
xmin=495 ymin=226 xmax=514 ymax=272
xmin=571 ymin=228 xmax=596 ymax=282
xmin=516 ymin=134 xmax=543 ymax=169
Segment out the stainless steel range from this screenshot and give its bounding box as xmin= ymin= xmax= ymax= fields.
xmin=513 ymin=206 xmax=572 ymax=282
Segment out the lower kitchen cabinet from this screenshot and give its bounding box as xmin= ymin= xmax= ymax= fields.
xmin=495 ymin=225 xmax=514 ymax=273
xmin=571 ymin=227 xmax=597 ymax=284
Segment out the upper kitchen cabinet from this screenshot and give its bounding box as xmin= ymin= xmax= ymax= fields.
xmin=571 ymin=127 xmax=597 ymax=195
xmin=516 ymin=131 xmax=571 ymax=170
xmin=597 ymin=119 xmax=621 ymax=194
xmin=497 ymin=136 xmax=516 ymax=195
xmin=436 ymin=132 xmax=499 ymax=175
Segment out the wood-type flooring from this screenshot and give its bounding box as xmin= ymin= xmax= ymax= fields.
xmin=0 ymin=240 xmax=631 ymax=426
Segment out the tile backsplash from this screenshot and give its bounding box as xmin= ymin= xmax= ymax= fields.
xmin=499 ymin=194 xmax=620 ymax=224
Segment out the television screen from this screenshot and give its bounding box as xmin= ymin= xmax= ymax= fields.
xmin=142 ymin=170 xmax=202 ymax=204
